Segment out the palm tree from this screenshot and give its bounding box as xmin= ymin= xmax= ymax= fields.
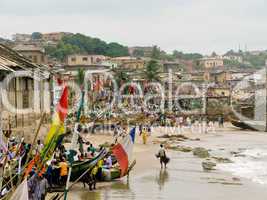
xmin=76 ymin=68 xmax=85 ymax=87
xmin=112 ymin=68 xmax=130 ymax=86
xmin=144 ymin=60 xmax=161 ymax=81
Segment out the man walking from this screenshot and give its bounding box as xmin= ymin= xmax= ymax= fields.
xmin=157 ymin=144 xmax=169 ymax=168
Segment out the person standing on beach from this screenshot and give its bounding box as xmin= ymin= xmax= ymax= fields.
xmin=142 ymin=128 xmax=148 ymax=145
xmin=59 ymin=157 xmax=68 ymax=186
xmin=157 ymin=144 xmax=168 ymax=168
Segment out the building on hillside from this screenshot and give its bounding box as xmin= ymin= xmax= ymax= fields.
xmin=111 ymin=56 xmax=145 ymax=70
xmin=0 ymin=44 xmax=51 ymax=129
xmin=12 ymin=34 xmax=32 ymax=42
xmin=128 ymin=46 xmax=153 ymax=57
xmin=208 ymin=70 xmax=231 ymax=84
xmin=66 ymin=54 xmax=107 ymax=66
xmin=42 ymin=32 xmax=72 ymax=42
xmin=197 ymin=57 xmax=224 ymax=69
xmin=100 ymin=60 xmax=118 ymax=69
xmin=207 ymin=86 xmax=231 ymax=97
xmin=223 ymin=52 xmax=243 ymax=63
xmin=13 ymin=44 xmax=47 ymax=65
xmin=162 ymin=61 xmax=181 ymax=73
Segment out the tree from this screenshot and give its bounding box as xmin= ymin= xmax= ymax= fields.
xmin=31 ymin=32 xmax=42 ymax=40
xmin=151 ymin=46 xmax=161 ymax=59
xmin=45 ymin=33 xmax=129 ymax=61
xmin=144 ymin=60 xmax=161 ymax=81
xmin=113 ymin=69 xmax=130 ymax=86
xmin=133 ymin=49 xmax=145 ymax=57
xmin=76 ymin=68 xmax=85 ymax=87
xmin=211 ymin=51 xmax=217 ymax=57
xmin=172 ymin=50 xmax=202 ymax=61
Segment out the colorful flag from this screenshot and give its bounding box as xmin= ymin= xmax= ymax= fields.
xmin=44 ymin=85 xmax=68 ymax=145
xmin=42 ymin=85 xmax=68 ymax=161
xmin=112 ymin=127 xmax=136 ymax=176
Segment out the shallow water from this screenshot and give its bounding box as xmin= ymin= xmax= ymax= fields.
xmin=75 ymin=153 xmax=208 ymax=200
xmin=217 ymin=147 xmax=267 ymax=185
xmin=69 ymin=131 xmax=267 ymax=200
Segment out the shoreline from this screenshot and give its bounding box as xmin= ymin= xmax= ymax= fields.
xmin=55 ymin=123 xmax=267 ymax=200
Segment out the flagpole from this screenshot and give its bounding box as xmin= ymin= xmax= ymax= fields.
xmin=17 ymin=113 xmax=45 ymax=185
xmin=63 ymin=91 xmax=84 ymax=200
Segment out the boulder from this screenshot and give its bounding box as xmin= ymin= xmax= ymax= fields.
xmin=193 ymin=147 xmax=210 ymax=158
xmin=166 ymin=145 xmax=193 ymax=152
xmin=202 ymin=161 xmax=216 ymax=170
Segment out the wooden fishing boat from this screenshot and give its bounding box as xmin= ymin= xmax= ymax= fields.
xmin=231 ymin=119 xmax=265 ymax=131
xmin=101 ymin=160 xmax=136 ymax=181
xmin=70 ymin=149 xmax=108 ymax=181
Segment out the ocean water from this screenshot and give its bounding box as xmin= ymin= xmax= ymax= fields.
xmin=217 ymin=148 xmax=267 ymax=185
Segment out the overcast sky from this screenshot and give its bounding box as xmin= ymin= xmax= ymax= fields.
xmin=0 ymin=0 xmax=266 ymax=54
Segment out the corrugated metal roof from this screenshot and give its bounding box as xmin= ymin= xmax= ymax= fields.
xmin=0 ymin=44 xmax=53 ymax=77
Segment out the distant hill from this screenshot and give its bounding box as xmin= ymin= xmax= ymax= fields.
xmin=44 ymin=33 xmax=129 ymax=61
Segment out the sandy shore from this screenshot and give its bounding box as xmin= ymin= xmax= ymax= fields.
xmin=50 ymin=123 xmax=267 ymax=200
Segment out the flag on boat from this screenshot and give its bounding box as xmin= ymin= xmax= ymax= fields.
xmin=10 ymin=179 xmax=28 ymax=200
xmin=112 ymin=127 xmax=136 ymax=177
xmin=42 ymin=84 xmax=68 ymax=161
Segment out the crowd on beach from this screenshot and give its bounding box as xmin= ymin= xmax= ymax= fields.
xmin=0 ymin=111 xmax=225 ymax=200
xmin=0 ymin=125 xmax=116 ymax=200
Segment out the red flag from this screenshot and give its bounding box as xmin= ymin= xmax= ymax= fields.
xmin=56 ymin=86 xmax=68 ymax=122
xmin=93 ymin=79 xmax=102 ymax=91
xmin=24 ymin=155 xmax=40 ymax=178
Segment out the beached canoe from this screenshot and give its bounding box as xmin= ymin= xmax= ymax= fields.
xmin=231 ymin=119 xmax=265 ymax=131
xmin=70 ymin=149 xmax=108 ymax=181
xmin=101 ymin=159 xmax=136 ymax=181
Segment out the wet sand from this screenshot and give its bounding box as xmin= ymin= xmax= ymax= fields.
xmin=54 ymin=123 xmax=267 ymax=200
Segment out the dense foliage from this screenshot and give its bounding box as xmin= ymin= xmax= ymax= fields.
xmin=172 ymin=50 xmax=203 ymax=61
xmin=31 ymin=32 xmax=43 ymax=40
xmin=243 ymin=52 xmax=267 ymax=68
xmin=45 ymin=33 xmax=129 ymax=61
xmin=144 ymin=60 xmax=161 ymax=81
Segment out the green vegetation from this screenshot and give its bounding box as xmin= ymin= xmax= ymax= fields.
xmin=113 ymin=69 xmax=131 ymax=85
xmin=76 ymin=68 xmax=85 ymax=87
xmin=151 ymin=46 xmax=161 ymax=59
xmin=132 ymin=49 xmax=145 ymax=57
xmin=45 ymin=33 xmax=129 ymax=61
xmin=144 ymin=60 xmax=161 ymax=81
xmin=172 ymin=50 xmax=203 ymax=61
xmin=31 ymin=32 xmax=42 ymax=40
xmin=243 ymin=52 xmax=267 ymax=68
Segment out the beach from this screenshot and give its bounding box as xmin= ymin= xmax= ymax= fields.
xmin=62 ymin=123 xmax=267 ymax=200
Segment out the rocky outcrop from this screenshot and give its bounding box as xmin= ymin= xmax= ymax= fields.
xmin=166 ymin=145 xmax=193 ymax=152
xmin=202 ymin=161 xmax=216 ymax=170
xmin=193 ymin=147 xmax=210 ymax=158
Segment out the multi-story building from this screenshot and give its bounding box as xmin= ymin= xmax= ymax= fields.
xmin=223 ymin=51 xmax=243 ymax=63
xmin=66 ymin=54 xmax=107 ymax=66
xmin=111 ymin=56 xmax=145 ymax=69
xmin=12 ymin=34 xmax=31 ymax=42
xmin=42 ymin=32 xmax=72 ymax=42
xmin=198 ymin=57 xmax=224 ymax=69
xmin=0 ymin=44 xmax=51 ymax=130
xmin=13 ymin=44 xmax=47 ymax=65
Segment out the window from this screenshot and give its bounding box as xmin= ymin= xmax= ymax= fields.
xmin=71 ymin=57 xmax=76 ymax=62
xmin=22 ymin=93 xmax=29 ymax=108
xmin=82 ymin=57 xmax=88 ymax=61
xmin=33 ymin=56 xmax=37 ymax=63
